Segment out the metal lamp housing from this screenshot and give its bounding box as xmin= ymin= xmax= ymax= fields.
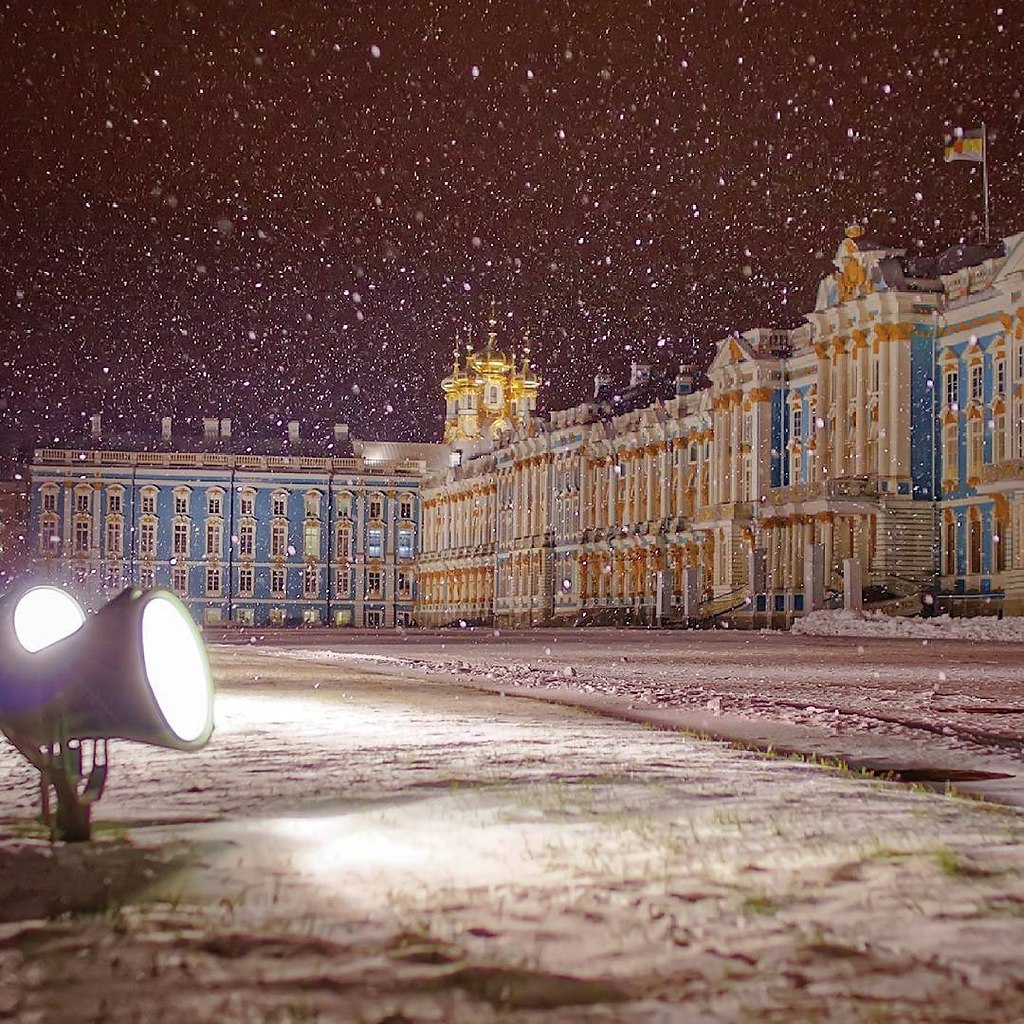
xmin=0 ymin=587 xmax=214 ymax=752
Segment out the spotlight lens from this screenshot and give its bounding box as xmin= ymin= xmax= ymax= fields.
xmin=141 ymin=594 xmax=213 ymax=744
xmin=13 ymin=586 xmax=86 ymax=653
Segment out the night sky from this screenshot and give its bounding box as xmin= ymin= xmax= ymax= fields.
xmin=1 ymin=0 xmax=1021 ymax=447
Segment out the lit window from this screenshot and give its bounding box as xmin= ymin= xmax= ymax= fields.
xmin=304 ymin=493 xmax=321 ymax=518
xmin=945 ymin=370 xmax=959 ymax=409
xmin=398 ymin=529 xmax=413 ymax=559
xmin=304 ymin=522 xmax=321 ymax=559
xmin=367 ymin=527 xmax=383 ymax=558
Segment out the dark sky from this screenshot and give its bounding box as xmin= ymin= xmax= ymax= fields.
xmin=1 ymin=0 xmax=1021 ymax=446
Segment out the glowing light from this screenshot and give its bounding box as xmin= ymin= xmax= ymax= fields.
xmin=141 ymin=594 xmax=213 ymax=743
xmin=12 ymin=587 xmax=86 ymax=653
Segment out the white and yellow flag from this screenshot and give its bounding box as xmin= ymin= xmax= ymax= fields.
xmin=944 ymin=127 xmax=985 ymax=163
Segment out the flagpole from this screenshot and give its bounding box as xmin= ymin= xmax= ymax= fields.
xmin=982 ymin=122 xmax=990 ymax=243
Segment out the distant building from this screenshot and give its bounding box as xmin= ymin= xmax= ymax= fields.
xmin=27 ymin=416 xmax=448 ymax=627
xmin=417 ymin=226 xmax=1024 ymax=626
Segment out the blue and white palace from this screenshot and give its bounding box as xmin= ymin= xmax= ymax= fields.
xmin=24 ymin=223 xmax=1024 ymax=627
xmin=27 ymin=418 xmax=447 ymax=627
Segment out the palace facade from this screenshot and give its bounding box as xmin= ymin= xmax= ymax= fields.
xmin=416 ymin=226 xmax=1024 ymax=626
xmin=27 ymin=418 xmax=447 ymax=627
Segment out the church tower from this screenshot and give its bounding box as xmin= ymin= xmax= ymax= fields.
xmin=441 ymin=303 xmax=540 ymax=445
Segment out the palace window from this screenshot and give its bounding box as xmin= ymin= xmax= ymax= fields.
xmin=207 ymin=492 xmax=223 ymax=516
xmin=140 ymin=566 xmax=155 ymax=590
xmin=107 ymin=490 xmax=122 ymax=514
xmin=270 ymin=521 xmax=288 ymax=558
xmin=967 ymin=418 xmax=983 ymax=480
xmin=304 ymin=492 xmax=321 ymax=519
xmin=206 ymin=521 xmax=222 ymax=558
xmin=968 ymin=513 xmax=983 ymax=575
xmin=398 ymin=529 xmax=413 ymax=559
xmin=791 ymin=405 xmax=802 ymax=441
xmin=272 ymin=491 xmax=288 ymax=516
xmin=304 ymin=566 xmax=319 ymax=597
xmin=173 ymin=520 xmax=189 ymax=556
xmin=174 ymin=492 xmax=190 ymax=515
xmin=238 ymin=566 xmax=254 ymax=596
xmin=172 ymin=566 xmax=188 ymax=594
xmin=240 ymin=493 xmax=255 ymax=517
xmin=943 ymin=513 xmax=957 ymax=576
xmin=335 ymin=568 xmax=351 ymax=598
xmin=40 ymin=518 xmax=59 ymax=554
xmin=969 ymin=364 xmax=983 ymax=403
xmin=41 ymin=488 xmax=57 ymax=513
xmin=141 ymin=489 xmax=157 ymax=515
xmin=206 ymin=567 xmax=222 ymax=596
xmin=106 ymin=565 xmax=122 ymax=591
xmin=239 ymin=520 xmax=255 ymax=558
xmin=304 ymin=522 xmax=321 ymax=559
xmin=397 ymin=571 xmax=412 ymax=598
xmin=367 ymin=527 xmax=383 ymax=559
xmin=271 ymin=568 xmax=286 ymax=596
xmin=336 ymin=492 xmax=352 ymax=519
xmin=368 ymin=495 xmax=383 ymax=520
xmin=75 ymin=490 xmax=91 ymax=513
xmin=994 ymin=413 xmax=1007 ymax=464
xmin=140 ymin=520 xmax=156 ymax=557
xmin=996 ymin=359 xmax=1006 ymax=395
xmin=335 ymin=524 xmax=351 ymax=559
xmin=106 ymin=518 xmax=123 ymax=556
xmin=74 ymin=519 xmax=90 ymax=554
xmin=942 ymin=423 xmax=958 ymax=487
xmin=366 ymin=569 xmax=382 ymax=597
xmin=945 ymin=370 xmax=959 ymax=409
xmin=399 ymin=498 xmax=413 ymax=521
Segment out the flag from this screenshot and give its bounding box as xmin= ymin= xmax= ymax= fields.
xmin=944 ymin=127 xmax=985 ymax=163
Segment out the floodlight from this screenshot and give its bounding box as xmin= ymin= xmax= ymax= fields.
xmin=10 ymin=585 xmax=86 ymax=653
xmin=0 ymin=585 xmax=215 ymax=841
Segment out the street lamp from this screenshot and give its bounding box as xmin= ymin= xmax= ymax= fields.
xmin=0 ymin=585 xmax=214 ymax=841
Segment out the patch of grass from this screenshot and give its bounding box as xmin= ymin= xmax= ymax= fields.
xmin=933 ymin=846 xmax=966 ymax=877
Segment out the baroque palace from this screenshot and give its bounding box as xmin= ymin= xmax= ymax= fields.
xmin=416 ymin=226 xmax=1024 ymax=627
xmin=21 ymin=224 xmax=1024 ymax=628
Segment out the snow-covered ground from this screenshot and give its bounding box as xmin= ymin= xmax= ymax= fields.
xmin=793 ymin=609 xmax=1024 ymax=642
xmin=2 ymin=646 xmax=1024 ymax=1022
